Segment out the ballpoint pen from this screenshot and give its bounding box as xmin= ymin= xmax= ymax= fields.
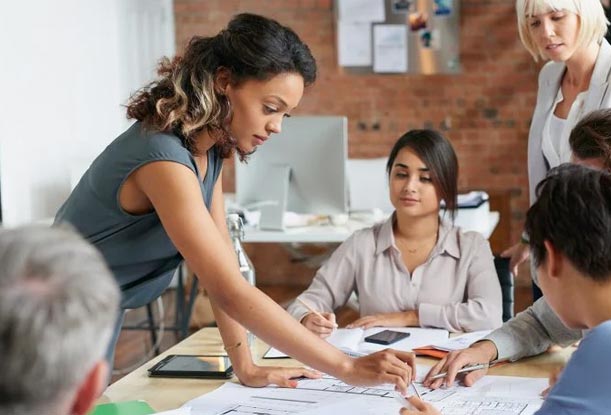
xmin=297 ymin=298 xmax=338 ymax=328
xmin=412 ymin=381 xmax=422 ymax=399
xmin=428 ymin=360 xmax=499 ymax=381
xmin=393 ymin=381 xmax=422 ymax=409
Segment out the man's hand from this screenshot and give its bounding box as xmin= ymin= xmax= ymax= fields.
xmin=541 ymin=367 xmax=563 ymax=398
xmin=501 ymin=242 xmax=530 ymax=277
xmin=423 ymin=340 xmax=498 ymax=389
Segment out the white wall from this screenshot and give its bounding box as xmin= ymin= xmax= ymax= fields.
xmin=0 ymin=0 xmax=174 ymax=225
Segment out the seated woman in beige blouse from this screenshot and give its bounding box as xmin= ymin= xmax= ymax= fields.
xmin=287 ymin=129 xmax=503 ymax=336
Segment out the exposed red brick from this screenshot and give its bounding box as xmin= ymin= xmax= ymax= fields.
xmin=176 ymin=0 xmax=539 ymax=283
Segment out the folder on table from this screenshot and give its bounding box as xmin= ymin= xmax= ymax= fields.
xmin=88 ymin=400 xmax=155 ymax=415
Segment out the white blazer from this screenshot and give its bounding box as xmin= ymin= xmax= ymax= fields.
xmin=527 ymin=39 xmax=611 ymax=204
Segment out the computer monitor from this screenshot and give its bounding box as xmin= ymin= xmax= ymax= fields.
xmin=235 ymin=116 xmax=348 ymax=230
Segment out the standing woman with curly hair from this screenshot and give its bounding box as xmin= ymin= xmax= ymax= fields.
xmin=55 ymin=13 xmax=415 ymax=390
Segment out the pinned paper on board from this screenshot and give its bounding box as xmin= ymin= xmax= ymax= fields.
xmin=338 ymin=22 xmax=372 ymax=66
xmin=373 ymin=24 xmax=408 ymax=73
xmin=337 ymin=0 xmax=385 ymax=22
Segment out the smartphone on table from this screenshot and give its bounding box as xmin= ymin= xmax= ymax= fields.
xmin=148 ymin=354 xmax=233 ymax=379
xmin=364 ymin=330 xmax=411 ymax=345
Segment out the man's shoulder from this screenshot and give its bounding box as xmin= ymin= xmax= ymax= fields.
xmin=582 ymin=320 xmax=611 ymax=350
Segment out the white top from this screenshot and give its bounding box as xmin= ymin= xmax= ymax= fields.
xmin=543 ymin=114 xmax=567 ymax=166
xmin=542 ymin=88 xmax=586 ymax=167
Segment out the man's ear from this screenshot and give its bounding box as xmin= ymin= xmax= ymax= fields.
xmin=543 ymin=240 xmax=563 ymax=279
xmin=214 ymin=67 xmax=232 ymax=95
xmin=70 ymin=361 xmax=109 ymax=415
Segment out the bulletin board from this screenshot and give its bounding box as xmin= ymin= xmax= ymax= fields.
xmin=335 ymin=0 xmax=461 ymax=74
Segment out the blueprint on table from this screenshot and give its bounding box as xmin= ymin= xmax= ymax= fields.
xmin=183 ymin=364 xmax=546 ymax=415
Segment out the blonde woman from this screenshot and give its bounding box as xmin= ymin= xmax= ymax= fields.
xmin=55 ymin=14 xmax=415 ymax=391
xmin=502 ymin=0 xmax=611 ymax=302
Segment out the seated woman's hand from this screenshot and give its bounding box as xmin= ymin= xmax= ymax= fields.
xmin=235 ymin=364 xmax=321 ymax=388
xmin=301 ymin=312 xmax=337 ymax=338
xmin=347 ymin=311 xmax=418 ymax=329
xmin=400 ymin=396 xmax=440 ymax=415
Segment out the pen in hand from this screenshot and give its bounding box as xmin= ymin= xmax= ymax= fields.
xmin=428 ymin=360 xmax=498 ymax=381
xmin=297 ymin=298 xmax=338 ymax=328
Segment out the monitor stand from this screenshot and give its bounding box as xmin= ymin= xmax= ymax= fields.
xmin=259 ymin=164 xmax=291 ymax=231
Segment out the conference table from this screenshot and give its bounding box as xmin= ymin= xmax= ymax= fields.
xmin=101 ymin=327 xmax=574 ymax=413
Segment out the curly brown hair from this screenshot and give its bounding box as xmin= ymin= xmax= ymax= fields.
xmin=126 ymin=13 xmax=317 ymax=160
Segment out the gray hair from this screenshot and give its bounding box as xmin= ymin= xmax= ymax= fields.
xmin=0 ymin=226 xmax=120 ymax=415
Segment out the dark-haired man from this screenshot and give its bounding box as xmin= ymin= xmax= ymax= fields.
xmin=403 ymin=164 xmax=611 ymax=414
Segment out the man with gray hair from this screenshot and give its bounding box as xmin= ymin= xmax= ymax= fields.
xmin=0 ymin=226 xmax=120 ymax=415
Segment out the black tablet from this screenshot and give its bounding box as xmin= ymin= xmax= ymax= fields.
xmin=148 ymin=354 xmax=233 ymax=379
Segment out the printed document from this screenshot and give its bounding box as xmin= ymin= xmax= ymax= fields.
xmin=429 ymin=330 xmax=492 ymax=352
xmin=264 ymin=327 xmax=449 ymax=358
xmin=183 ymin=363 xmax=546 ymax=415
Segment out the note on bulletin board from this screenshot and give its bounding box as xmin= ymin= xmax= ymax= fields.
xmin=337 ymin=0 xmax=386 ymax=22
xmin=338 ymin=22 xmax=372 ymax=66
xmin=373 ymin=24 xmax=408 ymax=73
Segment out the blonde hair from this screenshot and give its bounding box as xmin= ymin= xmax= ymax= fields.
xmin=516 ymin=0 xmax=608 ymax=61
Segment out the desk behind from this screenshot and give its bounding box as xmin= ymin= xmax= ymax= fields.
xmin=243 ymin=212 xmax=499 ymax=243
xmin=101 ymin=327 xmax=572 ymax=413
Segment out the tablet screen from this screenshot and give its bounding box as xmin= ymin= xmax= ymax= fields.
xmin=148 ymin=354 xmax=233 ymax=378
xmin=157 ymin=355 xmax=231 ymax=373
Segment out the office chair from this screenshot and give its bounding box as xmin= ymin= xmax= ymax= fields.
xmin=494 ymin=256 xmax=515 ymax=322
xmin=123 ymin=264 xmax=199 ymax=355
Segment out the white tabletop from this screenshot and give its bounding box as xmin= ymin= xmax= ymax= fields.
xmin=243 ymin=211 xmax=499 ymax=243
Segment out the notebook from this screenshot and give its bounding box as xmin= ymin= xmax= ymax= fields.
xmin=413 ymin=330 xmax=492 ymax=358
xmin=263 ymin=327 xmax=449 ymax=358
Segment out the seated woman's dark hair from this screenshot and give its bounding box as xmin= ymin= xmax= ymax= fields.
xmin=386 ymin=129 xmax=458 ymax=219
xmin=126 ymin=13 xmax=317 ymax=159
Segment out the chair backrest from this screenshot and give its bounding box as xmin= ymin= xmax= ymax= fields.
xmin=494 ymin=256 xmax=515 ymax=322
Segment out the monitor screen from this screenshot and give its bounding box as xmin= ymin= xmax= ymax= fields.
xmin=236 ymin=116 xmax=347 ymax=228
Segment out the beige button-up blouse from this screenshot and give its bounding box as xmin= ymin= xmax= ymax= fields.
xmin=287 ymin=214 xmax=503 ymax=332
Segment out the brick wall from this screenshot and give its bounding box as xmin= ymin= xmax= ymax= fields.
xmin=175 ymin=0 xmax=541 ymax=284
